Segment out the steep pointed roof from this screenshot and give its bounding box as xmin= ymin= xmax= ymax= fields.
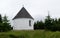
xmin=13 ymin=7 xmax=34 ymax=20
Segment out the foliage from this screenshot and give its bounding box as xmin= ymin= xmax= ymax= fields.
xmin=34 ymin=21 xmax=44 ymax=30
xmin=34 ymin=14 xmax=60 ymax=31
xmin=0 ymin=14 xmax=13 ymax=32
xmin=0 ymin=14 xmax=2 ymax=23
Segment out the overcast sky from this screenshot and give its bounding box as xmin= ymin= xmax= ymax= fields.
xmin=0 ymin=0 xmax=60 ymax=21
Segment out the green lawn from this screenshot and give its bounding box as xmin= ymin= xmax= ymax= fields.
xmin=0 ymin=30 xmax=60 ymax=38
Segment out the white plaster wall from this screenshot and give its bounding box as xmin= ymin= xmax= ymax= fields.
xmin=13 ymin=18 xmax=34 ymax=30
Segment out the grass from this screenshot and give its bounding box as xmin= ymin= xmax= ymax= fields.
xmin=0 ymin=30 xmax=60 ymax=38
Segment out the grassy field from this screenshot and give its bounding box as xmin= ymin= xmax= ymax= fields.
xmin=0 ymin=30 xmax=60 ymax=38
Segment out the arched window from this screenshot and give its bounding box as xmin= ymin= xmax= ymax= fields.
xmin=29 ymin=20 xmax=31 ymax=26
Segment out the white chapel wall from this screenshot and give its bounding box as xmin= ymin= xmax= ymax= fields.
xmin=13 ymin=18 xmax=34 ymax=30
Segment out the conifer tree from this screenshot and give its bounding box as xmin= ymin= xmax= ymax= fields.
xmin=2 ymin=15 xmax=13 ymax=32
xmin=44 ymin=13 xmax=52 ymax=30
xmin=0 ymin=14 xmax=2 ymax=23
xmin=0 ymin=14 xmax=3 ymax=32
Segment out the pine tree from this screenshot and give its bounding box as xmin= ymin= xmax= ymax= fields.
xmin=0 ymin=14 xmax=2 ymax=23
xmin=3 ymin=15 xmax=9 ymax=23
xmin=2 ymin=15 xmax=13 ymax=32
xmin=44 ymin=13 xmax=52 ymax=30
xmin=0 ymin=14 xmax=3 ymax=32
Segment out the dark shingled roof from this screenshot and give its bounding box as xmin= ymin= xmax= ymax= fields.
xmin=13 ymin=7 xmax=34 ymax=20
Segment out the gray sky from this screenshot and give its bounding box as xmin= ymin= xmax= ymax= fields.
xmin=0 ymin=0 xmax=60 ymax=21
